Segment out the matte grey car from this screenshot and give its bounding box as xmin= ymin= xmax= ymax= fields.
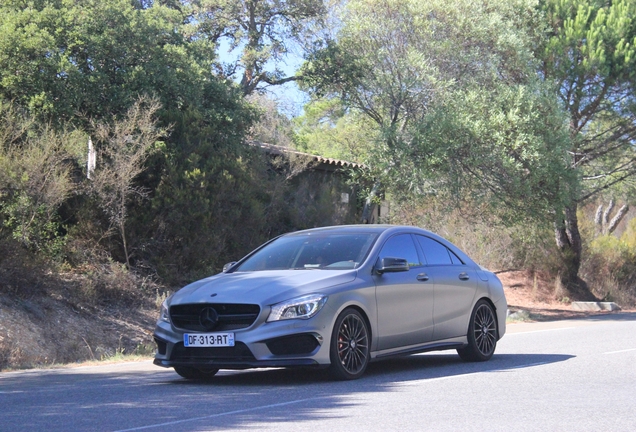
xmin=153 ymin=225 xmax=507 ymax=380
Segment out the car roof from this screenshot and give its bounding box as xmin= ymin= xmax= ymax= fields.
xmin=283 ymin=225 xmax=431 ymax=236
xmin=285 ymin=225 xmax=396 ymax=236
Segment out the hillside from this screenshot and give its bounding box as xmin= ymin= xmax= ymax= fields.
xmin=0 ymin=267 xmax=159 ymax=370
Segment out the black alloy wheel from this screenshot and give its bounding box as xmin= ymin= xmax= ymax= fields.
xmin=328 ymin=308 xmax=370 ymax=380
xmin=173 ymin=366 xmax=219 ymax=380
xmin=457 ymin=299 xmax=498 ymax=362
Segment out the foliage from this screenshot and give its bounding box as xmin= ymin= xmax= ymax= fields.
xmin=0 ymin=0 xmax=353 ymax=288
xmin=0 ymin=0 xmax=214 ymax=123
xmin=159 ymin=90 xmax=274 ymax=278
xmin=293 ymin=97 xmax=376 ymax=162
xmin=392 ymin=82 xmax=575 ymax=224
xmin=540 ymin=0 xmax=636 ymax=186
xmin=135 ymin=91 xmax=279 ymax=282
xmin=0 ymin=102 xmax=84 ymax=255
xmin=302 ymin=0 xmax=542 ymax=125
xmin=301 ymin=0 xmax=572 ymax=224
xmin=0 ymin=0 xmax=284 ymax=283
xmin=143 ymin=107 xmax=359 ymax=283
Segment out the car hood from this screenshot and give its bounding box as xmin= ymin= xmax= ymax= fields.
xmin=170 ymin=270 xmax=357 ymax=306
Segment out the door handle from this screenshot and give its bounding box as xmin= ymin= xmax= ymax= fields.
xmin=458 ymin=272 xmax=470 ymax=281
xmin=417 ymin=273 xmax=429 ymax=281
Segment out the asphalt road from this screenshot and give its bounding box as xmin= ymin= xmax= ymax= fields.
xmin=1 ymin=313 xmax=635 ymax=432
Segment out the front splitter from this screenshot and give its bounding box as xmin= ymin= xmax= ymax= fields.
xmin=154 ymin=358 xmax=321 ymax=370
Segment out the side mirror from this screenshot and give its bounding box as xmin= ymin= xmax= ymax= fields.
xmin=376 ymin=257 xmax=409 ymax=274
xmin=222 ymin=262 xmax=237 ymax=273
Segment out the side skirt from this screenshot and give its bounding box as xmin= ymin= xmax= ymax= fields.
xmin=372 ymin=338 xmax=467 ymax=361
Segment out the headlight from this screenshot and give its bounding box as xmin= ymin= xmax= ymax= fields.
xmin=160 ymin=299 xmax=170 ymax=323
xmin=267 ymin=294 xmax=328 ymax=322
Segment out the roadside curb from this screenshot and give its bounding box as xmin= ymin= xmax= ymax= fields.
xmin=571 ymin=302 xmax=621 ymax=312
xmin=506 ymin=309 xmax=530 ymax=320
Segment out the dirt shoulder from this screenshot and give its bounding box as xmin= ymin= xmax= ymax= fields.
xmin=500 ymin=270 xmax=634 ymax=322
xmin=0 ymin=290 xmax=157 ymax=371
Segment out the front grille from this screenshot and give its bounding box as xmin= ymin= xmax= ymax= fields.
xmin=266 ymin=334 xmax=320 ymax=356
xmin=170 ymin=303 xmax=260 ymax=332
xmin=170 ymin=342 xmax=256 ymax=361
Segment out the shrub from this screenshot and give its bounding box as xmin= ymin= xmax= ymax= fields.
xmin=580 ymin=218 xmax=636 ymax=307
xmin=0 ymin=103 xmax=84 ymax=257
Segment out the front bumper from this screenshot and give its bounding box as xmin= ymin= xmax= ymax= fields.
xmin=153 ymin=312 xmax=335 ymax=370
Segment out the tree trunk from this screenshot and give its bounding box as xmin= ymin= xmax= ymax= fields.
xmin=361 ymin=183 xmax=381 ymax=224
xmin=607 ymin=204 xmax=629 ymax=234
xmin=120 ymin=220 xmax=130 ymax=270
xmin=554 ymin=204 xmax=582 ymax=288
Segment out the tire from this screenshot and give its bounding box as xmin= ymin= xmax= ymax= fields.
xmin=457 ymin=299 xmax=498 ymax=362
xmin=173 ymin=366 xmax=219 ymax=380
xmin=328 ymin=308 xmax=370 ymax=380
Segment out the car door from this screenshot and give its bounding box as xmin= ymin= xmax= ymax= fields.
xmin=414 ymin=235 xmax=478 ymax=341
xmin=374 ymin=233 xmax=435 ymax=350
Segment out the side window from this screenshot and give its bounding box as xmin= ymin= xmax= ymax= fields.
xmin=416 ymin=235 xmax=453 ymax=265
xmin=449 ymin=249 xmax=464 ymax=265
xmin=378 ymin=234 xmax=421 ymax=268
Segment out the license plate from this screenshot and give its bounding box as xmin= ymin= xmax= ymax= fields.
xmin=184 ymin=333 xmax=235 ymax=347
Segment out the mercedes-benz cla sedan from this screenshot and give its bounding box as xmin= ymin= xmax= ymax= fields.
xmin=153 ymin=225 xmax=507 ymax=380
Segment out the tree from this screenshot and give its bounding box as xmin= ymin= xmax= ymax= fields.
xmin=0 ymin=0 xmax=263 ymax=279
xmin=301 ymin=0 xmax=572 ymax=222
xmin=537 ymin=0 xmax=636 ymax=286
xmin=402 ymin=82 xmax=574 ymax=224
xmin=0 ymin=0 xmax=215 ymax=123
xmin=139 ymin=79 xmax=265 ymax=281
xmin=192 ymin=0 xmax=326 ymax=95
xmin=303 ymin=0 xmax=543 ymax=131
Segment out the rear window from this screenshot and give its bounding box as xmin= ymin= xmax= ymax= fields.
xmin=416 ymin=235 xmax=463 ymax=265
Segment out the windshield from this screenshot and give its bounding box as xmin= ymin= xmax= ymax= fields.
xmin=235 ymin=232 xmax=378 ymax=271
